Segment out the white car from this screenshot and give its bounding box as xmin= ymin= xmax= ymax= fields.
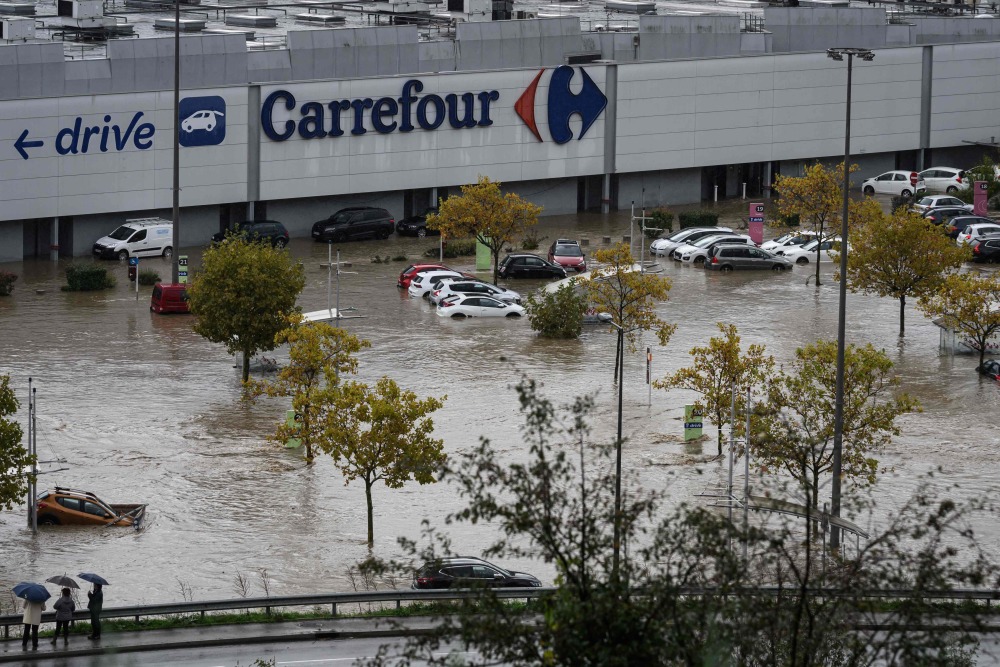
xmin=861 ymin=171 xmax=926 ymax=198
xmin=181 ymin=109 xmax=224 ymax=133
xmin=910 ymin=195 xmax=973 ymax=215
xmin=437 ymin=294 xmax=526 ymax=318
xmin=919 ymin=167 xmax=969 ymax=194
xmin=676 ymin=234 xmax=754 ymax=265
xmin=776 ymin=237 xmax=845 ymax=264
xmin=429 ymin=279 xmax=521 ymax=306
xmin=650 ymin=227 xmax=733 ymax=257
xmin=408 ymin=270 xmax=464 ymax=298
xmin=760 ymin=230 xmax=818 ymax=253
xmin=957 ymin=223 xmax=1000 ymax=247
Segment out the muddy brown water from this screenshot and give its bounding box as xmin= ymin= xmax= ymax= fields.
xmin=1 ymin=209 xmax=998 ymax=607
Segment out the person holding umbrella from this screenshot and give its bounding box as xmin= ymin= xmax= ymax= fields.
xmin=12 ymin=583 xmax=50 ymax=651
xmin=79 ymin=573 xmax=108 ymax=640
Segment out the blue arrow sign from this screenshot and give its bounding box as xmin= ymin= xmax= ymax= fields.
xmin=15 ymin=129 xmax=43 ymax=160
xmin=749 ymin=216 xmax=765 ymax=223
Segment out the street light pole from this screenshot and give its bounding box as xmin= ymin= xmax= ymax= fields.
xmin=613 ymin=324 xmax=624 ymax=581
xmin=170 ymin=0 xmax=181 ymax=284
xmin=826 ymin=47 xmax=873 ymax=552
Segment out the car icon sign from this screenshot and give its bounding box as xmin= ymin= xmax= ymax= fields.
xmin=182 ymin=110 xmax=224 ymax=133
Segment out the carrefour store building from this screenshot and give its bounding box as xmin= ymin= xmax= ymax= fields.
xmin=1 ymin=9 xmax=999 ymax=263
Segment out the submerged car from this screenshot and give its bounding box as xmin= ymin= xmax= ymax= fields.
xmin=396 ymin=208 xmax=439 ymax=237
xmin=547 ymin=239 xmax=587 ymax=272
xmin=412 ymin=557 xmax=542 ymax=589
xmin=978 ymin=359 xmax=1000 ymax=381
xmin=397 ymin=263 xmax=449 ymax=289
xmin=760 ymin=230 xmax=818 ymax=253
xmin=706 ymin=244 xmax=794 ymax=271
xmin=430 ymin=279 xmax=521 ymax=305
xmin=776 ymin=238 xmax=845 ymax=264
xmin=498 ymin=254 xmax=567 ymax=279
xmin=36 ymin=488 xmax=146 ymax=529
xmin=437 ymin=294 xmax=526 ymax=318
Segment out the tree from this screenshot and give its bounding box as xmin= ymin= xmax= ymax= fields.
xmin=842 ymin=205 xmax=969 ymax=336
xmin=918 ymin=272 xmax=1000 ymax=370
xmin=654 ymin=322 xmax=775 ymax=456
xmin=187 ymin=237 xmax=306 ymax=382
xmin=523 ymin=283 xmax=588 ymax=339
xmin=245 ymin=322 xmax=370 ymax=464
xmin=426 ymin=176 xmax=542 ymax=283
xmin=0 ymin=375 xmax=34 ymax=512
xmin=953 ymin=152 xmax=1000 ymax=208
xmin=753 ymin=341 xmax=919 ymax=510
xmin=773 ymin=162 xmax=856 ymax=286
xmin=323 ymin=377 xmax=445 ymax=547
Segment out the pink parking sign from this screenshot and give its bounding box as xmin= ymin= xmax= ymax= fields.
xmin=974 ymin=181 xmax=988 ymax=216
xmin=748 ymin=202 xmax=765 ymax=245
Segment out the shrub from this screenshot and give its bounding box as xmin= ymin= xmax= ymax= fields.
xmin=524 ymin=284 xmax=587 ymax=339
xmin=392 ymin=254 xmax=408 ymax=262
xmin=0 ymin=271 xmax=16 ymax=296
xmin=370 ymin=255 xmax=391 ymax=264
xmin=520 ymin=229 xmax=546 ymax=251
xmin=678 ymin=211 xmax=719 ymax=229
xmin=63 ymin=265 xmax=115 ymax=292
xmin=138 ymin=269 xmax=161 ymax=286
xmin=647 ymin=209 xmax=674 ymax=237
xmin=424 ymin=238 xmax=477 ymax=259
xmin=779 ymin=213 xmax=800 ymax=227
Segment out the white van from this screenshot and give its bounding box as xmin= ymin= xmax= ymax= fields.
xmin=92 ymin=218 xmax=173 ymax=260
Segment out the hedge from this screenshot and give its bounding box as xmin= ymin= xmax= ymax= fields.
xmin=0 ymin=271 xmax=15 ymax=296
xmin=678 ymin=211 xmax=720 ymax=229
xmin=64 ymin=265 xmax=116 ymax=291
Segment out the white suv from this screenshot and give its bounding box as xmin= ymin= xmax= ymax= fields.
xmin=918 ymin=167 xmax=969 ymax=194
xmin=861 ymin=171 xmax=926 ymax=198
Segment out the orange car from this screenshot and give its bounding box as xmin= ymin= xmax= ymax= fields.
xmin=36 ymin=488 xmax=146 ymax=529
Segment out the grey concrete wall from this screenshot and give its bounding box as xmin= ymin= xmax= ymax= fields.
xmin=0 ymin=220 xmax=22 ymax=264
xmin=505 ymin=178 xmax=578 ymax=217
xmin=638 ymin=16 xmax=742 ymax=61
xmin=927 ymin=145 xmax=990 ymax=171
xmin=285 ymin=26 xmax=420 ymax=81
xmin=911 ymin=16 xmax=1000 ymax=45
xmin=265 ymin=191 xmax=405 ymax=239
xmin=455 ymin=17 xmax=581 ymax=70
xmin=616 ymin=169 xmax=702 ymax=208
xmin=777 ymin=153 xmax=895 ymax=186
xmin=765 ymin=8 xmax=888 ymax=53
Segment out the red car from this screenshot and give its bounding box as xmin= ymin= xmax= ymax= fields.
xmin=397 ymin=263 xmax=449 ymax=289
xmin=150 ymin=283 xmax=190 ymax=314
xmin=547 ymin=239 xmax=587 ymax=272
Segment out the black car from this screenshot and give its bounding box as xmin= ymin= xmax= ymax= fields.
xmin=412 ymin=557 xmax=542 ymax=590
xmin=498 ymin=253 xmax=567 ymax=279
xmin=946 ymin=215 xmax=996 ymax=240
xmin=396 ymin=207 xmax=439 ymax=237
xmin=978 ymin=359 xmax=1000 ymax=381
xmin=311 ymin=207 xmax=395 ymax=242
xmin=972 ymin=236 xmax=1000 ymax=263
xmin=923 ymin=207 xmax=972 ymax=228
xmin=212 ymin=220 xmax=289 ymax=248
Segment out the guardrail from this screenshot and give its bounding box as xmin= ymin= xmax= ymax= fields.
xmin=2 ymin=586 xmax=998 ymax=639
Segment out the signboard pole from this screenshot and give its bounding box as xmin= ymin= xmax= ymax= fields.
xmin=170 ymin=0 xmax=181 ymax=284
xmin=747 ymin=203 xmax=765 ymax=245
xmin=646 ymin=347 xmax=651 ymax=407
xmin=177 ymin=255 xmax=188 ymax=284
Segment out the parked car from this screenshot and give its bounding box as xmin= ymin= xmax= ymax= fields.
xmin=760 ymin=230 xmax=818 ymax=252
xmin=408 ymin=270 xmax=465 ymax=298
xmin=430 ymin=279 xmax=521 ymax=305
xmin=311 ymin=207 xmax=395 ymax=242
xmin=861 ymin=171 xmax=926 ymax=198
xmin=92 ymin=218 xmax=173 ymax=260
xmin=706 ymin=244 xmax=794 ymax=272
xmin=650 ymin=227 xmax=732 ymax=257
xmin=972 ymin=237 xmax=1000 ymax=263
xmin=944 ymin=216 xmax=996 ymax=239
xmin=396 ymin=207 xmax=439 ymax=237
xmin=437 ymin=294 xmax=526 ymax=318
xmin=978 ymin=359 xmax=1000 ymax=381
xmin=149 ymin=283 xmax=189 ymax=314
xmin=924 ymin=207 xmax=973 ymax=227
xmin=918 ymin=167 xmax=969 ymax=194
xmin=498 ymin=254 xmax=567 ymax=279
xmin=412 ymin=557 xmax=542 ymax=589
xmin=957 ymin=223 xmax=1000 ymax=247
xmin=910 ymin=195 xmax=973 ymax=214
xmin=398 ymin=263 xmax=449 ymax=289
xmin=676 ymin=234 xmax=755 ymax=265
xmin=776 ymin=237 xmax=844 ymax=264
xmin=547 ymin=239 xmax=587 ymax=272
xmin=35 ymin=488 xmax=146 ymax=528
xmin=211 ymin=220 xmax=289 ymax=248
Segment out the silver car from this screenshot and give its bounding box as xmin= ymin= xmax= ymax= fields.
xmin=429 ymin=279 xmax=521 ymax=305
xmin=705 ymin=244 xmax=794 ymax=272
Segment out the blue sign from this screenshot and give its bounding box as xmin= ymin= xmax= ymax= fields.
xmin=749 ymin=216 xmax=765 ymax=223
xmin=514 ymin=66 xmax=607 ymax=144
xmin=128 ymin=257 xmax=139 ymax=266
xmin=179 ymin=96 xmax=226 ymax=147
xmin=15 ymin=113 xmax=156 ymax=160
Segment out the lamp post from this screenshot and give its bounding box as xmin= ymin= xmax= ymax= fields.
xmin=825 ymin=47 xmax=873 ymax=552
xmin=170 ymin=0 xmax=181 ymax=283
xmin=607 ymin=320 xmax=626 ymax=582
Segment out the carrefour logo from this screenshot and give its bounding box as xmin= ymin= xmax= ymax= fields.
xmin=179 ymin=96 xmax=226 ymax=147
xmin=514 ymin=66 xmax=607 ymax=144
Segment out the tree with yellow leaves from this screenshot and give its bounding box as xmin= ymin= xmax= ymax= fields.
xmin=918 ymin=272 xmax=1000 ymax=370
xmin=773 ymin=162 xmax=856 ymax=286
xmin=245 ymin=321 xmax=370 ymax=464
xmin=426 ymin=176 xmax=542 ymax=284
xmin=843 ymin=205 xmax=969 ymax=337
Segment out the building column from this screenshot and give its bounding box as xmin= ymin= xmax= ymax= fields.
xmin=918 ymin=45 xmax=933 ymax=171
xmin=602 ymin=62 xmax=618 ymax=214
xmin=247 ymin=85 xmax=261 ymax=223
xmin=50 ymin=218 xmax=59 ymax=261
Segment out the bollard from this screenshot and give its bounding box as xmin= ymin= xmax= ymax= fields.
xmin=602 ymin=236 xmax=611 ymax=244
xmin=332 ymin=603 xmax=338 ymax=616
xmin=742 ymin=182 xmax=747 ymax=200
xmin=714 ymin=185 xmax=718 ymax=202
xmin=622 ymin=235 xmax=631 ymax=244
xmin=580 ymin=238 xmax=589 ymax=247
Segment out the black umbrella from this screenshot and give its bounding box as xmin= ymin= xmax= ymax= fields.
xmin=78 ymin=573 xmax=109 ymax=586
xmin=45 ymin=575 xmax=80 ymax=589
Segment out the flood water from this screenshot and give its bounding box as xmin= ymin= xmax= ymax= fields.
xmin=1 ymin=207 xmax=999 ymax=608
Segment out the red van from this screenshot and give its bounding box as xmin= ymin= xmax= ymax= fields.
xmin=150 ymin=283 xmax=190 ymax=314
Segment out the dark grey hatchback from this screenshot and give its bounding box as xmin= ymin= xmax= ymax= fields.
xmin=706 ymin=244 xmax=793 ymax=271
xmin=412 ymin=557 xmax=542 ymax=589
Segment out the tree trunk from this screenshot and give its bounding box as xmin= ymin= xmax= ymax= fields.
xmin=241 ymin=351 xmax=250 ymax=384
xmin=365 ymin=480 xmax=374 ymax=548
xmin=613 ymin=332 xmax=621 ymax=382
xmin=814 ymin=223 xmax=823 ymax=286
xmin=898 ymin=295 xmax=906 ymax=337
xmin=716 ymin=421 xmax=723 ymax=457
xmin=980 ymin=342 xmax=987 ymax=371
xmin=492 ymin=247 xmax=500 ymax=285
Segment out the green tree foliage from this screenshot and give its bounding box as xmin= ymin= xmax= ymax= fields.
xmin=0 ymin=375 xmax=34 ymax=511
xmin=426 ymin=176 xmax=542 ymax=283
xmin=245 ymin=322 xmax=370 ymax=464
xmin=918 ymin=272 xmax=1000 ymax=370
xmin=324 ymin=377 xmax=445 ymax=547
xmin=655 ymin=323 xmax=775 ymax=456
xmin=523 ymin=284 xmax=588 ymax=339
xmin=842 ymin=205 xmax=969 ymax=336
xmin=359 ymin=379 xmax=997 ymax=667
xmin=187 ymin=237 xmax=305 ymax=382
xmin=953 ymin=153 xmax=1000 ymax=208
xmin=63 ymin=265 xmax=115 ymax=291
xmin=753 ymin=341 xmax=919 ymax=510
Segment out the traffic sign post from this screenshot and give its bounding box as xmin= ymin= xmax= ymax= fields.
xmin=128 ymin=257 xmax=139 ymax=300
xmin=748 ymin=202 xmax=765 ymax=245
xmin=646 ymin=347 xmax=652 ymax=407
xmin=684 ymin=405 xmax=703 ymax=442
xmin=178 ymin=255 xmax=189 ymax=284
xmin=974 ymin=181 xmax=989 ymax=216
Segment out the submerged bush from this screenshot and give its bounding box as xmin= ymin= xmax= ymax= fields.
xmin=63 ymin=265 xmax=115 ymax=292
xmin=424 ymin=238 xmax=477 ymax=259
xmin=138 ymin=269 xmax=161 ymax=286
xmin=0 ymin=271 xmax=16 ymax=296
xmin=524 ymin=284 xmax=587 ymax=339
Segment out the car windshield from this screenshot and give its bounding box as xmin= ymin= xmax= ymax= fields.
xmin=772 ymin=233 xmax=794 ymax=244
xmin=554 ymin=245 xmax=583 ymax=257
xmin=801 ymin=240 xmax=821 ymax=251
xmin=108 ymin=225 xmax=137 ymax=241
xmin=917 ymin=198 xmax=933 ymax=206
xmin=692 ymin=235 xmax=728 ymax=248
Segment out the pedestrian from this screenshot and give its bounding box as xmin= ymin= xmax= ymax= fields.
xmin=51 ymin=588 xmax=75 ymax=645
xmin=86 ymin=584 xmax=103 ymax=640
xmin=20 ymin=598 xmax=45 ymax=650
